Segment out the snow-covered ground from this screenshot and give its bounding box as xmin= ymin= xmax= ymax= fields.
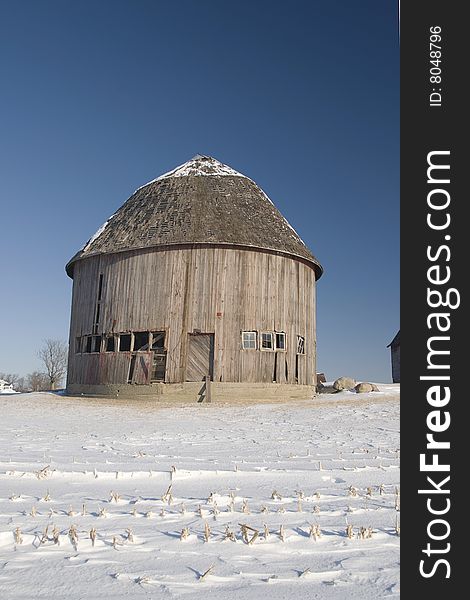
xmin=0 ymin=386 xmax=399 ymax=599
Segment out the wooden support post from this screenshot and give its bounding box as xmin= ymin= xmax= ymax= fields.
xmin=205 ymin=375 xmax=212 ymax=403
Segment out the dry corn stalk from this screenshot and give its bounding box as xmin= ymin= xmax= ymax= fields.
xmin=346 ymin=524 xmax=354 ymax=539
xmin=131 ymin=507 xmax=137 ymax=517
xmin=395 ymin=487 xmax=400 ymax=511
xmin=197 ymin=505 xmax=203 ymax=518
xmin=261 ymin=505 xmax=268 ymax=514
xmin=180 ymin=503 xmax=186 ymax=515
xmin=263 ymin=523 xmax=270 ymax=539
xmin=212 ymin=502 xmax=219 ymax=519
xmin=271 ymin=490 xmax=282 ymax=500
xmin=14 ymin=527 xmax=23 ymax=544
xmin=348 ymin=486 xmax=358 ymax=497
xmin=299 ymin=567 xmax=311 ymax=577
xmin=68 ymin=506 xmax=76 ymax=517
xmin=145 ymin=510 xmax=154 ymax=519
xmin=68 ymin=525 xmax=78 ymax=549
xmin=315 ymin=491 xmax=321 ymax=499
xmin=379 ymin=484 xmax=385 ymax=496
xmin=277 ymin=506 xmax=285 ymax=514
xmin=43 ymin=490 xmax=51 ymax=502
xmin=52 ymin=526 xmax=60 ymax=545
xmin=204 ymin=521 xmax=211 ymax=542
xmin=296 ymin=489 xmax=305 ymax=499
xmin=161 ymin=484 xmax=173 ymax=504
xmin=30 ymin=505 xmax=37 ymax=517
xmin=89 ymin=528 xmax=97 ymax=547
xmin=309 ymin=523 xmax=321 ymax=541
xmin=180 ymin=527 xmax=190 ymax=541
xmin=110 ymin=491 xmax=120 ymax=503
xmin=297 ymin=497 xmax=303 ymax=512
xmin=126 ymin=528 xmax=134 ymax=543
xmin=36 ymin=465 xmax=51 ymax=480
xmin=99 ymin=507 xmax=108 ymax=518
xmin=228 ymin=498 xmax=235 ymax=512
xmin=279 ymin=524 xmax=285 ymax=542
xmin=239 ymin=523 xmax=258 ymax=545
xmin=81 ymin=503 xmax=87 ymax=516
xmin=223 ymin=526 xmax=236 ymax=541
xmin=395 ymin=516 xmax=400 ymax=536
xmin=366 ymin=487 xmax=373 ymax=497
xmin=40 ymin=525 xmax=50 ymax=545
xmin=313 ymin=505 xmax=320 ymax=514
xmin=199 ymin=565 xmax=214 ymax=581
xmin=242 ymin=499 xmax=250 ymax=514
xmin=159 ymin=507 xmax=166 ymax=517
xmin=358 ymin=526 xmax=373 ymax=539
xmin=207 ymin=492 xmax=214 ymax=504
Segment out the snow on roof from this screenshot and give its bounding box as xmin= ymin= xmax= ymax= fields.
xmin=82 ymin=214 xmax=115 ymax=252
xmin=135 ymin=155 xmax=246 ymax=191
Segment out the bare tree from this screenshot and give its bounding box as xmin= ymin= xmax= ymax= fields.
xmin=26 ymin=371 xmax=50 ymax=392
xmin=38 ymin=340 xmax=68 ymax=390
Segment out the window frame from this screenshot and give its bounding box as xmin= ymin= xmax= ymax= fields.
xmin=241 ymin=330 xmax=257 ymax=350
xmin=296 ymin=335 xmax=306 ymax=355
xmin=275 ymin=332 xmax=286 ymax=352
xmin=260 ymin=331 xmax=274 ymax=352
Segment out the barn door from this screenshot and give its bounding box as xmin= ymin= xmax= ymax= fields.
xmin=186 ymin=334 xmax=214 ymax=381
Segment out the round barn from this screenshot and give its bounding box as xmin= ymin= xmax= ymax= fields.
xmin=65 ymin=156 xmax=323 ymax=400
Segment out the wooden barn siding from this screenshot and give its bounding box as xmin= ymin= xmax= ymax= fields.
xmin=67 ymin=247 xmax=316 ymax=387
xmin=391 ymin=346 xmax=400 ymax=383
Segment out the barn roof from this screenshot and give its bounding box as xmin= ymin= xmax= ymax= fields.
xmin=387 ymin=330 xmax=400 ymax=348
xmin=66 ymin=155 xmax=323 ymax=278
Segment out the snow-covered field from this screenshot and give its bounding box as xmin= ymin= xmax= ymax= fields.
xmin=0 ymin=386 xmax=399 ymax=599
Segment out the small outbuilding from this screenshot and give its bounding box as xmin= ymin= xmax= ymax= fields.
xmin=65 ymin=155 xmax=323 ymax=400
xmin=387 ymin=331 xmax=400 ymax=383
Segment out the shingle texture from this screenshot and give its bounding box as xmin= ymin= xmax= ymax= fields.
xmin=66 ymin=156 xmax=322 ymax=278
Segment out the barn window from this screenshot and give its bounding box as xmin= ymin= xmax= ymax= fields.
xmin=105 ymin=335 xmax=116 ymax=352
xmin=275 ymin=332 xmax=286 ymax=351
xmin=92 ymin=335 xmax=102 ymax=353
xmin=134 ymin=331 xmax=150 ymax=351
xmin=119 ymin=334 xmax=131 ymax=352
xmin=242 ymin=331 xmax=257 ymax=349
xmin=85 ymin=336 xmax=93 ymax=353
xmin=260 ymin=332 xmax=274 ymax=351
xmin=151 ymin=331 xmax=165 ymax=350
xmin=296 ymin=335 xmax=305 ymax=355
xmin=75 ymin=337 xmax=82 ymax=354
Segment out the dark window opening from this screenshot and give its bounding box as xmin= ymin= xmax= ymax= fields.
xmin=295 ymin=354 xmax=299 ymax=382
xmin=106 ymin=335 xmax=115 ymax=352
xmin=127 ymin=354 xmax=137 ymax=383
xmin=260 ymin=332 xmax=274 ymax=351
xmin=151 ymin=331 xmax=165 ymax=350
xmin=275 ymin=332 xmax=286 ymax=351
xmin=151 ymin=352 xmax=167 ymax=382
xmin=92 ymin=335 xmax=102 ymax=353
xmin=134 ymin=331 xmax=150 ymax=351
xmin=75 ymin=337 xmax=82 ymax=354
xmin=94 ymin=303 xmax=101 ymax=326
xmin=97 ymin=273 xmax=104 ymax=301
xmin=85 ymin=336 xmax=93 ymax=353
xmin=273 ymin=352 xmax=278 ymax=383
xmin=119 ymin=334 xmax=131 ymax=352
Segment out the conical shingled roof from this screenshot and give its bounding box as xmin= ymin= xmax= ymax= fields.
xmin=66 ymin=156 xmax=323 ymax=278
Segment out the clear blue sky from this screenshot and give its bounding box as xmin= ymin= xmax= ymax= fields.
xmin=0 ymin=0 xmax=399 ymax=382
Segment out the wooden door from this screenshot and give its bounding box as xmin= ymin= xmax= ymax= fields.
xmin=186 ymin=334 xmax=214 ymax=381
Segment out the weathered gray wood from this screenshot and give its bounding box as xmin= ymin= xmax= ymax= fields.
xmin=67 ymin=246 xmax=317 ymax=391
xmin=186 ymin=334 xmax=214 ymax=381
